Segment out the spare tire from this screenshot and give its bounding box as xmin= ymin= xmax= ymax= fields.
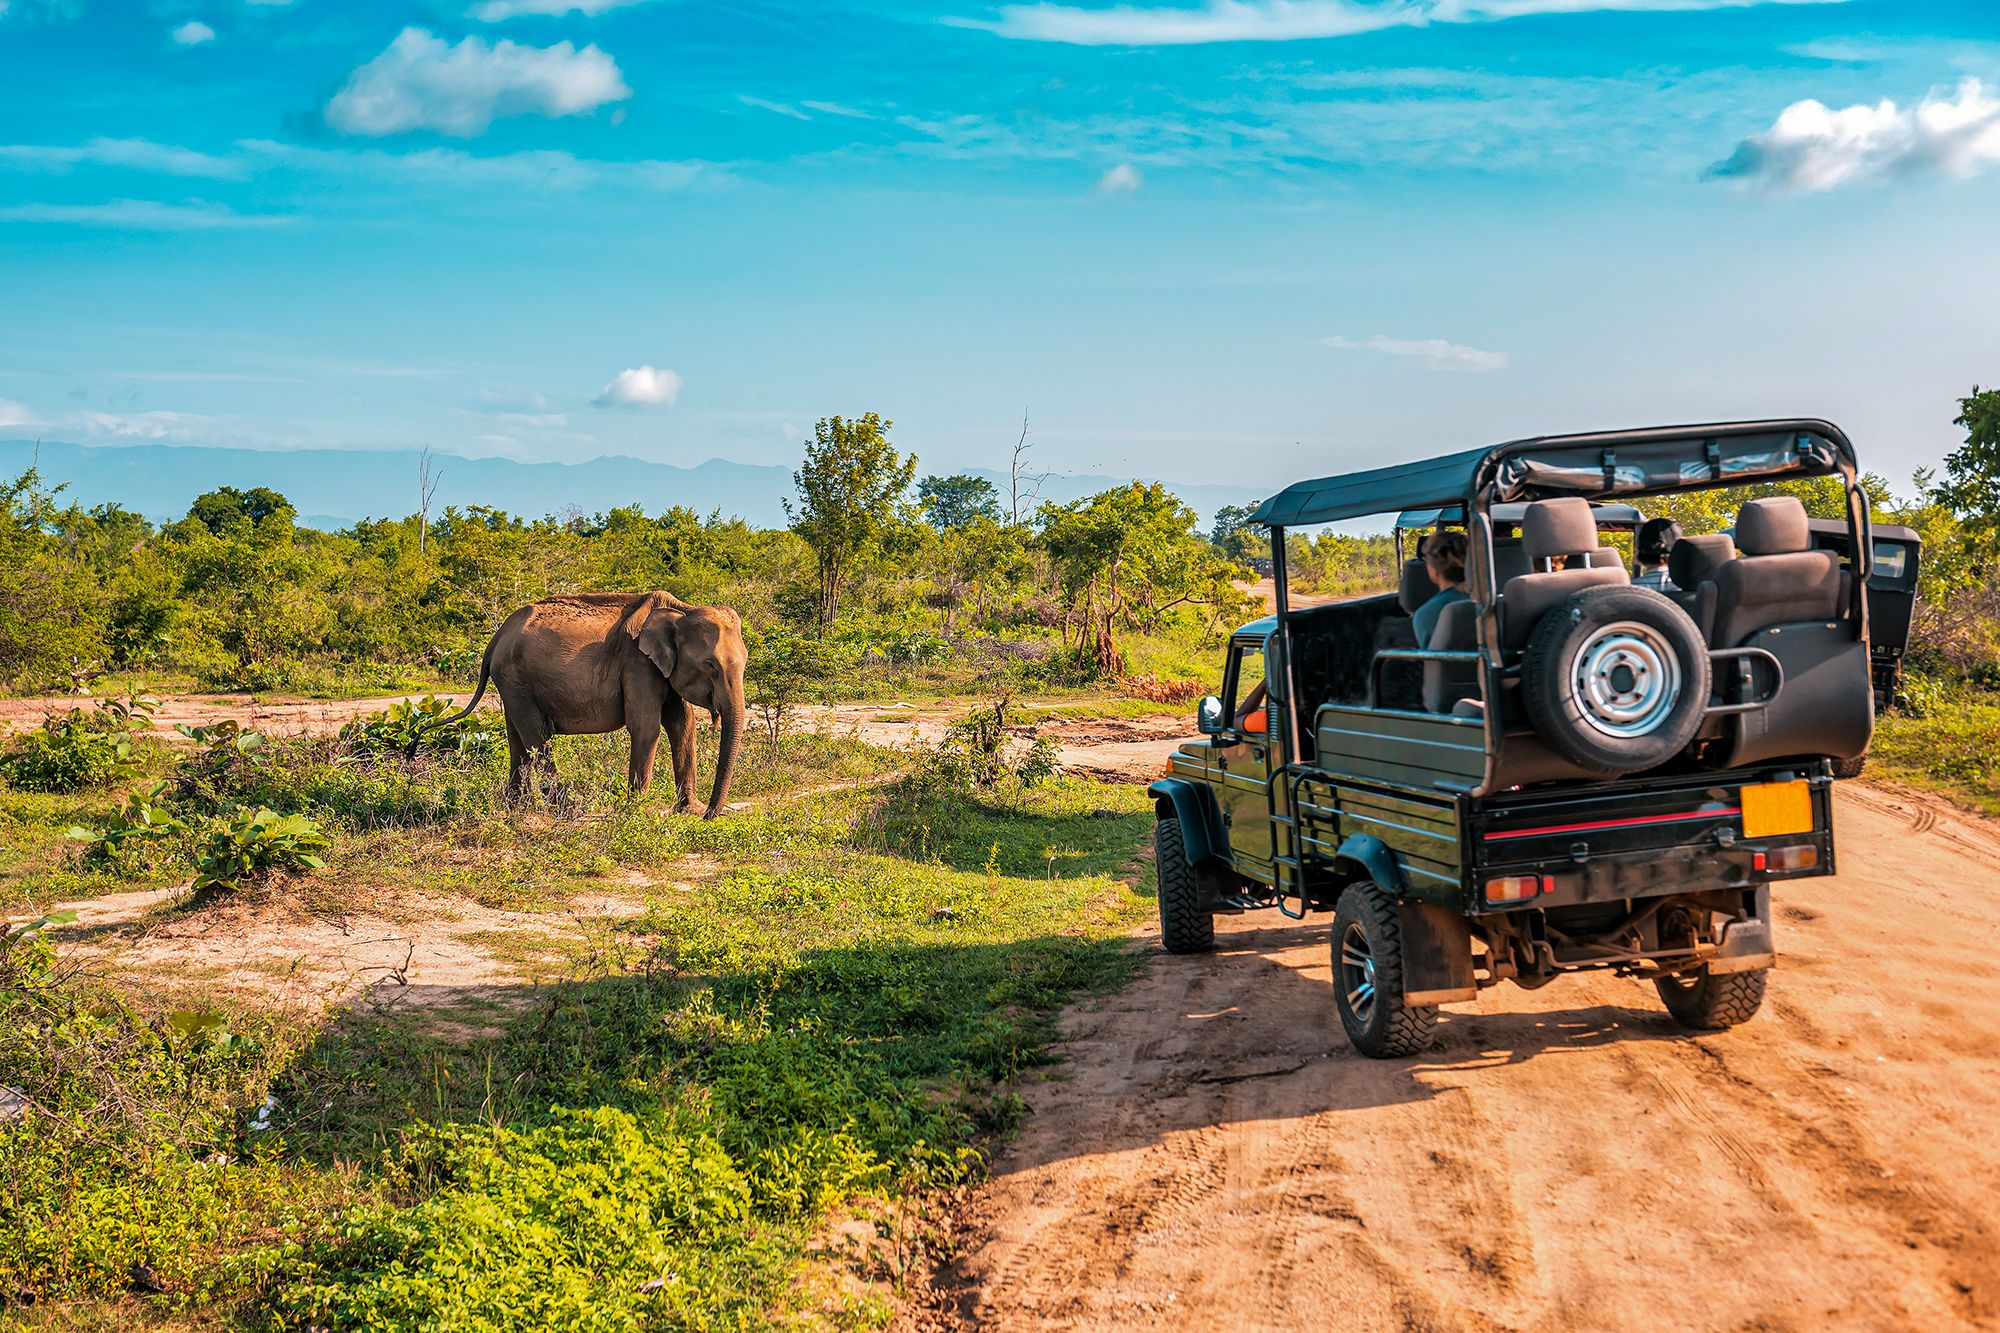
xmin=1522 ymin=586 xmax=1709 ymax=773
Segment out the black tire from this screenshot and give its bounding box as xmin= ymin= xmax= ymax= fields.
xmin=1522 ymin=585 xmax=1710 ymax=773
xmin=1655 ymin=965 xmax=1768 ymax=1030
xmin=1154 ymin=818 xmax=1215 ymax=955
xmin=1831 ymin=751 xmax=1868 ymax=780
xmin=1331 ymin=882 xmax=1436 ymax=1058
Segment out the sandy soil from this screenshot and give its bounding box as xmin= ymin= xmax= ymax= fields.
xmin=925 ymin=778 xmax=2000 ymax=1331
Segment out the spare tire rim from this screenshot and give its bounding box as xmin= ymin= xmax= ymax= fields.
xmin=1339 ymin=920 xmax=1378 ymax=1027
xmin=1571 ymin=620 xmax=1682 ymax=739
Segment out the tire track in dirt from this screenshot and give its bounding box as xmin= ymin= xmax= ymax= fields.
xmin=926 ymin=783 xmax=2000 ymax=1331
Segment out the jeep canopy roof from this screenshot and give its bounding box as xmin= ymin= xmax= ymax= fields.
xmin=1394 ymin=501 xmax=1646 ymax=531
xmin=1254 ymin=419 xmax=1856 ymax=528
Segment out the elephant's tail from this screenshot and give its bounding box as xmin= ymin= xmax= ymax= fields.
xmin=405 ymin=643 xmax=496 ymax=758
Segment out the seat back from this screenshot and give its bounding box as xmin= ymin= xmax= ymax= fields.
xmin=1667 ymin=533 xmax=1735 ymax=641
xmin=1423 ymin=599 xmax=1480 ymax=713
xmin=1499 ymin=498 xmax=1629 ymax=650
xmin=1707 ymin=498 xmax=1844 ymax=647
xmin=1491 ymin=539 xmax=1531 ymax=587
xmin=1398 ymin=558 xmax=1433 ymax=615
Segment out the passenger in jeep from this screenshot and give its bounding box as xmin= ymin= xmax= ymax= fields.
xmin=1412 ymin=529 xmax=1471 ymax=647
xmin=1635 ymin=517 xmax=1683 ymax=592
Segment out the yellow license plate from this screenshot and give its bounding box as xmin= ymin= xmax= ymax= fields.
xmin=1742 ymin=780 xmax=1813 ymax=839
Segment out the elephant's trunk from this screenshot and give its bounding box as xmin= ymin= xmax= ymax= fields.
xmin=703 ymin=690 xmax=743 ymax=819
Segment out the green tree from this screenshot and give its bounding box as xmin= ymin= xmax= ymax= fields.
xmin=1210 ymin=502 xmax=1268 ymax=563
xmin=187 ymin=485 xmax=295 ymax=536
xmin=1038 ymin=482 xmax=1251 ymax=675
xmin=785 ymin=413 xmax=918 ymax=627
xmin=0 ymin=470 xmax=105 ymax=688
xmin=1940 ymin=386 xmax=2000 ymax=558
xmin=917 ymin=473 xmax=1001 ymax=531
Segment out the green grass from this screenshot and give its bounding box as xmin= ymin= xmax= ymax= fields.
xmin=1869 ymin=694 xmax=2000 ymax=816
xmin=1 ymin=714 xmax=1157 ymax=1330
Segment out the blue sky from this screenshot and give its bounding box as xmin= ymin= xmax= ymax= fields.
xmin=2 ymin=0 xmax=1998 ymax=498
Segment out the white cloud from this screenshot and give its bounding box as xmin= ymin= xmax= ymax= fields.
xmin=952 ymin=0 xmax=1845 ymax=45
xmin=470 ymin=0 xmax=658 ymax=18
xmin=801 ymin=100 xmax=875 ymax=119
xmin=324 ymin=27 xmax=630 ymax=138
xmin=738 ymin=94 xmax=812 ymax=121
xmin=1095 ymin=162 xmax=1142 ymax=193
xmin=0 ymin=398 xmax=39 ymax=428
xmin=593 ymin=365 xmax=682 ymax=409
xmin=0 ymin=199 xmax=290 ymax=229
xmin=171 ymin=20 xmax=214 ymax=45
xmin=72 ymin=410 xmax=216 ymax=440
xmin=0 ymin=137 xmax=243 ymax=178
xmin=239 ymin=139 xmax=710 ymax=191
xmin=1323 ymin=334 xmax=1508 ymax=373
xmin=1711 ymin=78 xmax=2000 ymax=192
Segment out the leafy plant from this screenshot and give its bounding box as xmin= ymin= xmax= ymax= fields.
xmin=191 ymin=806 xmax=330 ymax=895
xmin=0 ymin=704 xmax=145 ymax=792
xmin=64 ymin=781 xmax=184 ymax=871
xmin=340 ymin=694 xmax=500 ymax=758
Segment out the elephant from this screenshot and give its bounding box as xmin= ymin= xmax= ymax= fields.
xmin=424 ymin=591 xmax=746 ymax=817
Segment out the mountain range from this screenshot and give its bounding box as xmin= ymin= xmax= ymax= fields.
xmin=2 ymin=441 xmax=1266 ymax=533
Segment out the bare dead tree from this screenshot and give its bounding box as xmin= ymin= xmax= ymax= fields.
xmin=1009 ymin=410 xmax=1050 ymax=524
xmin=417 ymin=445 xmax=441 ymax=555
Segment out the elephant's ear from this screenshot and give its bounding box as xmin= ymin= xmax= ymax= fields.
xmin=628 ymin=594 xmax=681 ymax=679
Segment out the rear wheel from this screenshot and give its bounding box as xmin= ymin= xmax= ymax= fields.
xmin=1832 ymin=751 xmax=1868 ymax=780
xmin=1655 ymin=965 xmax=1768 ymax=1029
xmin=1154 ymin=818 xmax=1215 ymax=955
xmin=1332 ymin=882 xmax=1436 ymax=1058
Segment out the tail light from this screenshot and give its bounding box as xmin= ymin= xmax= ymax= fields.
xmin=1753 ymin=845 xmax=1819 ymax=873
xmin=1485 ymin=874 xmax=1542 ymax=903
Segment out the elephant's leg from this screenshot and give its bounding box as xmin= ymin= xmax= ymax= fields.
xmin=662 ymin=693 xmax=698 ymax=814
xmin=511 ymin=706 xmax=556 ymax=800
xmin=626 ymin=709 xmax=661 ymax=796
xmin=504 ymin=717 xmax=529 ymax=802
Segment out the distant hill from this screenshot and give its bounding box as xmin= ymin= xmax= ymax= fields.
xmin=2 ymin=441 xmax=1266 ymax=532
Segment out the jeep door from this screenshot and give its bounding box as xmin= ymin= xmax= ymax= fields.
xmin=1214 ymin=639 xmax=1281 ymax=875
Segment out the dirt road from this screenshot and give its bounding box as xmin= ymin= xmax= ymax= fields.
xmin=931 ymin=779 xmax=2000 ymax=1330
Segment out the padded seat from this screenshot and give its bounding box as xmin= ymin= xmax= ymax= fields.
xmin=1423 ymin=598 xmax=1480 ymax=713
xmin=1666 ymin=533 xmax=1736 ymax=641
xmin=1707 ymin=498 xmax=1844 ymax=647
xmin=1399 ymin=558 xmax=1433 ymax=615
xmin=1499 ymin=498 xmax=1630 ymax=650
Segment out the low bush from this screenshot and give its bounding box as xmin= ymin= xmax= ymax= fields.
xmin=339 ymin=694 xmax=503 ymax=759
xmin=1871 ymin=692 xmax=2000 ymax=815
xmin=191 ymin=806 xmax=331 ymax=896
xmin=0 ymin=700 xmax=151 ymax=793
xmin=63 ymin=780 xmax=184 ymax=873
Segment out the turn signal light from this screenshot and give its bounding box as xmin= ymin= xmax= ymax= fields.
xmin=1485 ymin=875 xmax=1541 ymax=903
xmin=1753 ymin=845 xmax=1819 ymax=873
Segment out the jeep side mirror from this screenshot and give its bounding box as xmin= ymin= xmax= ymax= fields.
xmin=1197 ymin=695 xmax=1226 ymax=734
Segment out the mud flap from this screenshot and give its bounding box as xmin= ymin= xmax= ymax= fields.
xmin=1708 ymin=918 xmax=1776 ymax=975
xmin=1397 ymin=900 xmax=1478 ymax=1006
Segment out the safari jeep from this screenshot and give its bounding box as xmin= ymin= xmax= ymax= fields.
xmin=1150 ymin=420 xmax=1877 ymax=1058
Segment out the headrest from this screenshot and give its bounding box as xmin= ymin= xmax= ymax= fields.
xmin=1736 ymin=496 xmax=1810 ymax=555
xmin=1521 ymin=498 xmax=1600 ymax=563
xmin=1398 ymin=558 xmax=1432 ymax=615
xmin=1669 ymin=533 xmax=1735 ymax=588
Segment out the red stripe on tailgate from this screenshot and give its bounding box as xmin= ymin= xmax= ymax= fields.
xmin=1484 ymin=806 xmax=1741 ymax=843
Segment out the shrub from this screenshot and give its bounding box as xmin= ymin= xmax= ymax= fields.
xmin=339 ymin=694 xmax=502 ymax=759
xmin=0 ymin=700 xmax=150 ymax=793
xmin=64 ymin=780 xmax=184 ymax=872
xmin=191 ymin=807 xmax=330 ymax=895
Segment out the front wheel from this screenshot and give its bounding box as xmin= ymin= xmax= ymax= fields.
xmin=1655 ymin=965 xmax=1768 ymax=1030
xmin=1831 ymin=751 xmax=1868 ymax=780
xmin=1332 ymin=882 xmax=1437 ymax=1058
xmin=1154 ymin=818 xmax=1215 ymax=955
